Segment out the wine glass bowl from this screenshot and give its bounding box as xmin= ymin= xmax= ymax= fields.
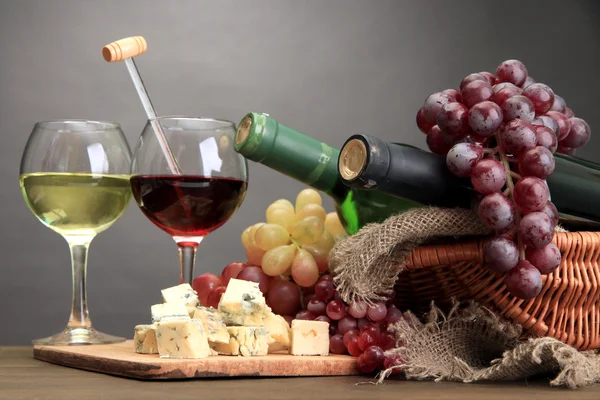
xmin=130 ymin=116 xmax=248 ymax=283
xmin=20 ymin=120 xmax=132 ymax=345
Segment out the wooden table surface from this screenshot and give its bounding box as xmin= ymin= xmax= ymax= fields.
xmin=1 ymin=347 xmax=598 ymax=400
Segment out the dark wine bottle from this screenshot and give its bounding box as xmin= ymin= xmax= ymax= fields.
xmin=338 ymin=134 xmax=600 ymax=230
xmin=233 ymin=113 xmax=421 ymax=234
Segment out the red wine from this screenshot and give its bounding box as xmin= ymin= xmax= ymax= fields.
xmin=130 ymin=175 xmax=247 ymax=237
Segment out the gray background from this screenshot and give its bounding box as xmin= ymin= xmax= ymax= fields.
xmin=1 ymin=0 xmax=599 ymax=345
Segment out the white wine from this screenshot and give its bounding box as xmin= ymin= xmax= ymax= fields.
xmin=20 ymin=173 xmax=132 ymax=237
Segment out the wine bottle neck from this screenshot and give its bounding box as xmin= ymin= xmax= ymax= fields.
xmin=235 ymin=113 xmax=341 ymax=197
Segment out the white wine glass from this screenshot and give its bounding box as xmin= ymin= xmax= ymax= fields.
xmin=20 ymin=120 xmax=132 ymax=345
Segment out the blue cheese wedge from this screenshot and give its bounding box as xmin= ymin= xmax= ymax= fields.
xmin=290 ymin=319 xmax=329 ymax=356
xmin=192 ymin=306 xmax=229 ymax=344
xmin=161 ymin=283 xmax=200 ymax=316
xmin=155 ymin=319 xmax=211 ymax=359
xmin=151 ymin=302 xmax=190 ymax=323
xmin=211 ymin=326 xmax=270 ymax=356
xmin=134 ymin=324 xmax=158 ymax=354
xmin=264 ymin=312 xmax=291 ymax=353
xmin=218 ymin=278 xmax=271 ymax=326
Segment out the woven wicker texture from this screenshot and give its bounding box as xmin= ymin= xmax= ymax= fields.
xmin=398 ymin=231 xmax=600 ymax=351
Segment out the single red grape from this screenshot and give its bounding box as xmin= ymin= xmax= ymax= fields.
xmin=307 ymin=299 xmax=327 ymax=316
xmin=326 ymin=300 xmax=348 ymax=320
xmin=378 ymin=332 xmax=397 ymax=351
xmin=564 ymin=107 xmax=574 ymax=118
xmin=505 ymin=260 xmax=543 ymax=299
xmin=426 ymin=125 xmax=453 ymax=155
xmin=518 ymin=212 xmax=555 ymax=249
xmin=282 ymin=315 xmax=294 ymax=326
xmin=338 ymin=316 xmax=358 ymax=335
xmin=437 ymin=102 xmax=470 ymax=139
xmin=460 ymin=73 xmax=488 ymax=90
xmin=416 ymin=108 xmax=435 ymax=134
xmin=360 ymin=322 xmax=381 ymax=337
xmin=461 ymin=80 xmax=494 ymax=108
xmin=483 ymin=236 xmax=519 ymax=273
xmin=522 ymin=75 xmax=536 ymax=88
xmin=468 ymin=101 xmax=503 ymax=136
xmin=192 ymin=273 xmax=224 ymax=305
xmin=315 ymin=314 xmax=332 ymax=324
xmin=471 ymin=159 xmax=506 ymax=195
xmin=358 ymin=331 xmax=377 ymax=351
xmin=347 ymin=336 xmax=363 ymax=357
xmin=363 ymin=345 xmax=385 ymax=367
xmin=356 ymin=353 xmax=377 ymax=373
xmin=268 ymin=280 xmax=301 ymax=315
xmin=513 ymin=177 xmax=549 ymax=213
xmin=500 ymin=119 xmax=537 ymax=155
xmin=518 ymin=146 xmax=555 ymax=179
xmin=557 ymin=145 xmax=576 ymax=156
xmin=422 ymin=92 xmax=455 ymax=123
xmin=561 ymin=118 xmax=591 ymax=149
xmin=329 ymin=334 xmax=347 ymax=354
xmin=478 ymin=193 xmax=516 ymax=231
xmin=533 ymin=115 xmax=559 ymax=137
xmin=446 ymin=143 xmax=483 ymax=177
xmin=493 ymin=84 xmax=523 ymax=107
xmin=522 ymin=83 xmax=555 ymax=114
xmin=384 ymin=305 xmax=404 ymax=326
xmin=367 ymin=302 xmax=388 ymax=322
xmin=501 ymin=95 xmax=535 ymax=122
xmin=495 ymin=59 xmax=528 ymax=87
xmin=526 ymin=243 xmax=562 ymax=274
xmin=314 ymin=279 xmax=335 ymax=301
xmin=348 ymin=300 xmax=368 ymax=319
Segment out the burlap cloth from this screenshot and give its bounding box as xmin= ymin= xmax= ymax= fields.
xmin=329 ymin=207 xmax=600 ymax=389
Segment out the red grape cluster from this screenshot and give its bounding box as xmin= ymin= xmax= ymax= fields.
xmin=417 ymin=60 xmax=591 ymax=299
xmin=296 ymin=274 xmax=405 ymax=374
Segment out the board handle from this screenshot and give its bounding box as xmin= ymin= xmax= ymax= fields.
xmin=102 ymin=36 xmax=147 ymax=62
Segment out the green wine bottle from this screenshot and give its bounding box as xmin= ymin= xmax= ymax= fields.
xmin=234 ymin=112 xmax=420 ymax=234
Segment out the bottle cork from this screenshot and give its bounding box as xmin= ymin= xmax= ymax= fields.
xmin=102 ymin=36 xmax=147 ymax=62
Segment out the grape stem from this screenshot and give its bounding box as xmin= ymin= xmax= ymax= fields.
xmin=497 ymin=141 xmax=525 ymax=260
xmin=484 ymin=147 xmax=499 ymax=156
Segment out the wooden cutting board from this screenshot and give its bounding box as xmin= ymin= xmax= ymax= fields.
xmin=33 ymin=340 xmax=359 ymax=380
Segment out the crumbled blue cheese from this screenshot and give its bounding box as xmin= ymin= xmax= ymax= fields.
xmin=134 ymin=324 xmax=158 ymax=354
xmin=161 ymin=283 xmax=200 ymax=316
xmin=211 ymin=326 xmax=270 ymax=356
xmin=192 ymin=306 xmax=229 ymax=344
xmin=150 ymin=302 xmax=190 ymax=323
xmin=218 ymin=278 xmax=271 ymax=326
xmin=155 ymin=319 xmax=211 ymax=359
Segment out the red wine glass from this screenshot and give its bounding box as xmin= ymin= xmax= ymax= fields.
xmin=130 ymin=117 xmax=248 ymax=284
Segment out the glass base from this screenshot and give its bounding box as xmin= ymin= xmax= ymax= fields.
xmin=32 ymin=327 xmax=126 ymax=346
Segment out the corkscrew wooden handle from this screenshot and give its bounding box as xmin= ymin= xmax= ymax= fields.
xmin=102 ymin=36 xmax=147 ymax=62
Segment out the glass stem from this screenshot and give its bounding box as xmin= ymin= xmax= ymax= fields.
xmin=66 ymin=237 xmax=93 ymax=330
xmin=177 ymin=239 xmax=202 ymax=284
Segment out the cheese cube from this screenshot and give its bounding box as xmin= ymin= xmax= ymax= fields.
xmin=161 ymin=283 xmax=200 ymax=316
xmin=133 ymin=324 xmax=158 ymax=354
xmin=264 ymin=312 xmax=291 ymax=353
xmin=151 ymin=302 xmax=190 ymax=323
xmin=192 ymin=306 xmax=229 ymax=344
xmin=211 ymin=326 xmax=269 ymax=357
xmin=155 ymin=319 xmax=211 ymax=359
xmin=218 ymin=278 xmax=271 ymax=326
xmin=290 ymin=320 xmax=329 ymax=356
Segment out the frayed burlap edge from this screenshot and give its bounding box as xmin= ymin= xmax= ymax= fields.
xmin=378 ymin=301 xmax=600 ymax=389
xmin=329 ymin=207 xmax=489 ymax=305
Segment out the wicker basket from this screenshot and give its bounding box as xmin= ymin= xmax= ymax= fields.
xmin=395 ymin=231 xmax=600 ymax=351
